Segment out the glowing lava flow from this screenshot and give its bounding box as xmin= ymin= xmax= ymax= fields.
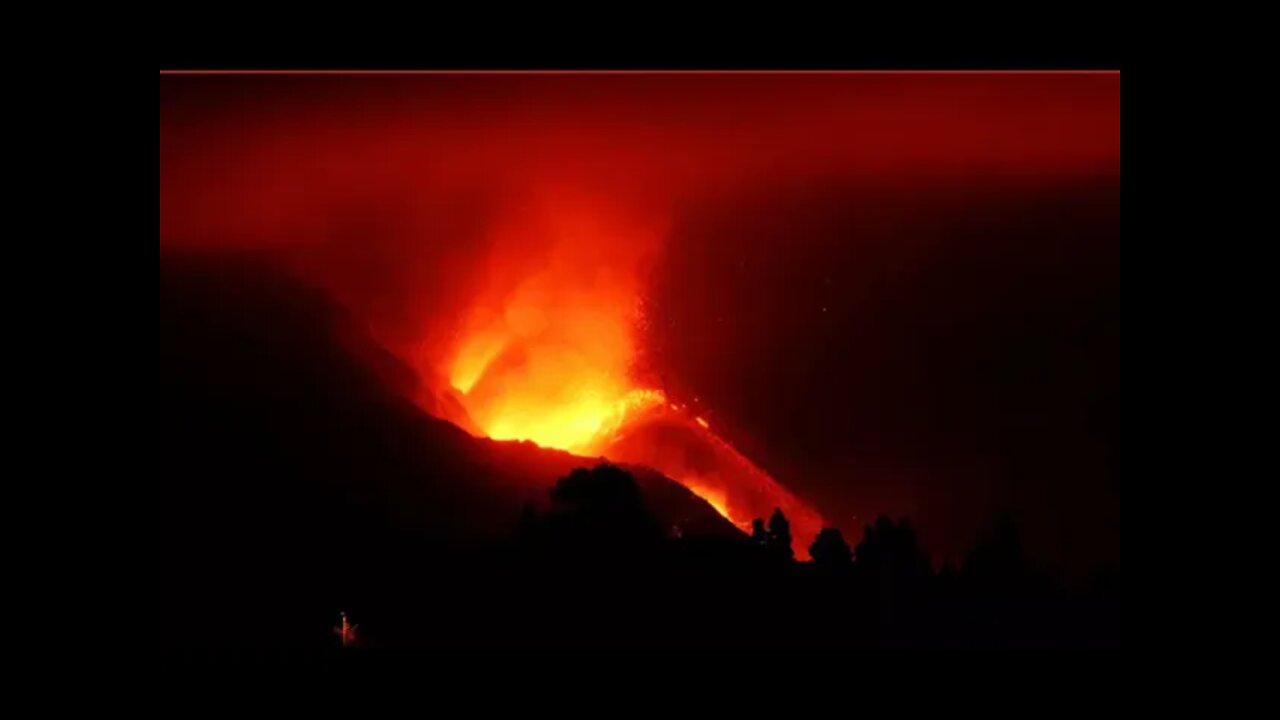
xmin=443 ymin=192 xmax=825 ymax=553
xmin=446 ymin=283 xmax=671 ymax=456
xmin=444 ymin=190 xmax=661 ymax=450
xmin=449 ymin=328 xmax=827 ymax=552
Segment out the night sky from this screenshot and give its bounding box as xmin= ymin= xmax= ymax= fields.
xmin=161 ymin=73 xmax=1119 ymax=574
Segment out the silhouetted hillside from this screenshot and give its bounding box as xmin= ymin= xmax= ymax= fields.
xmin=160 ymin=252 xmax=1118 ymax=651
xmin=159 ymin=252 xmax=741 ymax=650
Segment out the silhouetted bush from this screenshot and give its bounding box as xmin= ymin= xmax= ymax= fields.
xmin=810 ymin=528 xmax=852 ymax=567
xmin=537 ymin=464 xmax=664 ymax=561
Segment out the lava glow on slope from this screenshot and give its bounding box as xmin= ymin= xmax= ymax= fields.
xmin=443 ymin=191 xmax=825 ymax=552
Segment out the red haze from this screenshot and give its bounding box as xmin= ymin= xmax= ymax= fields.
xmin=160 ymin=73 xmax=1120 ymax=561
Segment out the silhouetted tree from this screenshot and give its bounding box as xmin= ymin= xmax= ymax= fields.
xmin=963 ymin=513 xmax=1031 ymax=595
xmin=809 ymin=527 xmax=852 ymax=567
xmin=551 ymin=463 xmax=641 ymax=507
xmin=958 ymin=514 xmax=1055 ymax=645
xmin=543 ymin=464 xmax=662 ymax=558
xmin=855 ymin=516 xmax=932 ymax=588
xmin=750 ymin=518 xmax=768 ymax=548
xmin=767 ymin=508 xmax=794 ymax=561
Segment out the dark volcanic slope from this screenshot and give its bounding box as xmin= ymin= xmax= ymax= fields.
xmin=159 ymin=252 xmax=739 ymax=648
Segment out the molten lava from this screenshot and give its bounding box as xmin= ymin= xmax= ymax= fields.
xmin=444 ymin=189 xmax=665 ymax=454
xmin=444 ymin=191 xmax=826 ymax=555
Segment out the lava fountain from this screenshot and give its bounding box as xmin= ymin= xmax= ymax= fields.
xmin=443 ymin=189 xmax=825 ymax=554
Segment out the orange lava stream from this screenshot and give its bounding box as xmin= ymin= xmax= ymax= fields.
xmin=443 ymin=191 xmax=824 ymax=553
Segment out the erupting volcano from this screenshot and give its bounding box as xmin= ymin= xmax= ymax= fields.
xmin=436 ymin=189 xmax=825 ymax=551
xmin=161 ymin=72 xmax=1120 ymax=575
